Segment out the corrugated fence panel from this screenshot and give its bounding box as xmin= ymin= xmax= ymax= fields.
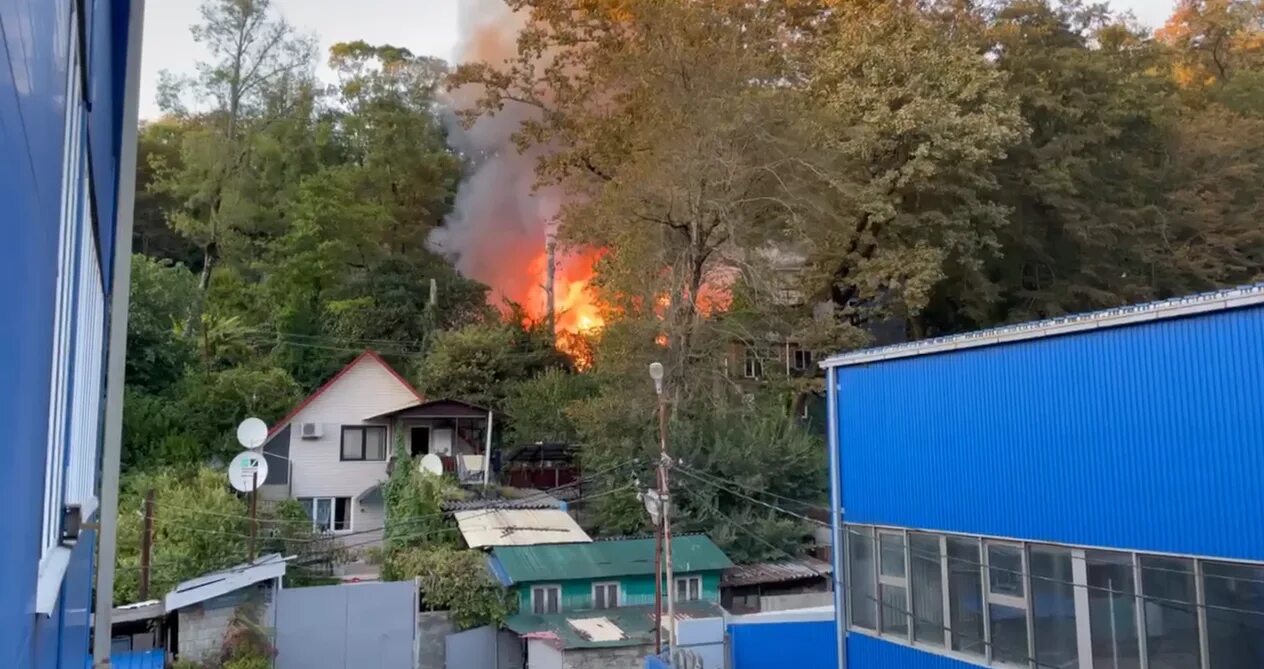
xmin=847 ymin=634 xmax=976 ymax=668
xmin=836 ymin=306 xmax=1264 ymax=560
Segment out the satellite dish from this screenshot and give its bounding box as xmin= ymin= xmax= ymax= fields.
xmin=418 ymin=454 xmax=444 ymax=477
xmin=236 ymin=417 xmax=268 ymax=449
xmin=228 ymin=451 xmax=269 ymax=493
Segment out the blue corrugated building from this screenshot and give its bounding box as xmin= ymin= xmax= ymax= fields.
xmin=823 ymin=285 xmax=1264 ymax=669
xmin=1 ymin=0 xmax=143 ymax=667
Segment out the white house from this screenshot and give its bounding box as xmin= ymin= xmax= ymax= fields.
xmin=259 ymin=351 xmax=493 ymax=548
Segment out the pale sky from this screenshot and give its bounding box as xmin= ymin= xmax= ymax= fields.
xmin=138 ymin=0 xmax=1175 ymax=120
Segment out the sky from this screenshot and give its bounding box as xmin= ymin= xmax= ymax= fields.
xmin=138 ymin=0 xmax=1176 ymax=120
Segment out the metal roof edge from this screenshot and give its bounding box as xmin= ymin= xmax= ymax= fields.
xmin=821 ymin=283 xmax=1264 ymax=369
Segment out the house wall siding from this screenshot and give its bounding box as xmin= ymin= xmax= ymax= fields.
xmin=286 ymin=357 xmax=418 ymax=501
xmin=515 ymin=572 xmax=721 ymax=612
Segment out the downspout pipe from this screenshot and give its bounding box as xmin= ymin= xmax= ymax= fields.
xmin=826 ymin=364 xmax=847 ymax=669
xmin=93 ymin=0 xmax=146 ymax=663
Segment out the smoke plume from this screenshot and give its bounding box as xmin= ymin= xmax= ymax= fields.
xmin=430 ymin=0 xmax=567 ymax=320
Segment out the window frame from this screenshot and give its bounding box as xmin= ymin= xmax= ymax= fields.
xmin=844 ymin=523 xmax=1264 ymax=669
xmin=532 ymin=584 xmax=562 ymax=614
xmin=743 ymin=348 xmax=763 ymax=379
xmin=675 ymin=575 xmax=702 ymax=602
xmin=877 ymin=530 xmax=912 ymax=640
xmin=297 ymin=496 xmax=353 ymax=533
xmin=791 ymin=347 xmax=813 ymax=372
xmin=340 ymin=425 xmax=388 ymax=461
xmin=592 ymin=581 xmax=620 ymax=609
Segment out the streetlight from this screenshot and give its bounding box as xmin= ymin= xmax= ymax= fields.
xmin=649 ymin=361 xmax=676 ymax=656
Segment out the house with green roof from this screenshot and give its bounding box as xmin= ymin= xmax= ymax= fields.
xmin=487 ymin=536 xmax=733 ymax=668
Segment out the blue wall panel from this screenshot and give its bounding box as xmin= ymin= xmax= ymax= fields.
xmin=836 ymin=306 xmax=1264 ymax=560
xmin=729 ymin=621 xmax=837 ymax=669
xmin=846 ymin=634 xmax=976 ymax=669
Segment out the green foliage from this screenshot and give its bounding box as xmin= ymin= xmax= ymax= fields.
xmin=127 ymin=255 xmax=198 ymax=393
xmin=382 ymin=440 xmax=456 ymax=550
xmin=383 ymin=546 xmax=516 ymax=630
xmin=416 ymin=321 xmax=570 ymax=411
xmin=114 ymin=467 xmax=330 ymax=605
xmin=176 ymin=365 xmax=302 ymax=462
xmin=503 ymin=368 xmax=598 ymax=444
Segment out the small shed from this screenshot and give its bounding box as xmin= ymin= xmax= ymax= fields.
xmin=164 ymin=554 xmax=287 ymax=664
xmin=501 ymin=442 xmax=579 ymax=490
xmin=721 ymin=557 xmax=832 ymax=613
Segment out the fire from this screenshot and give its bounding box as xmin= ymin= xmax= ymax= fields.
xmin=521 ymin=248 xmax=606 ymax=336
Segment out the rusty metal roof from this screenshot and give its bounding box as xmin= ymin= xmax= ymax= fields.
xmin=454 ymin=508 xmax=592 ymax=548
xmin=721 ymin=557 xmax=832 ymax=588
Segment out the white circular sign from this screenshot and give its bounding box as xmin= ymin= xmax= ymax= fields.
xmin=236 ymin=417 xmax=269 ymax=449
xmin=418 ymin=453 xmax=444 ymax=477
xmin=228 ymin=451 xmax=269 ymax=493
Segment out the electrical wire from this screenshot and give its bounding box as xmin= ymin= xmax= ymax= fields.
xmin=673 ymin=466 xmax=829 ymax=528
xmin=672 ymin=462 xmax=829 ymax=513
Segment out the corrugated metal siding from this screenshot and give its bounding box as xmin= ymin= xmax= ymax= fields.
xmin=729 ymin=620 xmax=837 ymax=669
xmin=836 ymin=305 xmax=1264 ymax=560
xmin=1 ymin=0 xmax=132 ymax=667
xmin=846 ymin=634 xmax=975 ymax=668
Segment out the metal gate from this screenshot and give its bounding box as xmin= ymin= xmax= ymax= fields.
xmin=445 ymin=626 xmax=524 ymax=669
xmin=274 ymin=581 xmax=417 ymax=669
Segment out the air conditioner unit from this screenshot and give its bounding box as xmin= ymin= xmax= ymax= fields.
xmin=299 ymin=422 xmax=324 ymax=439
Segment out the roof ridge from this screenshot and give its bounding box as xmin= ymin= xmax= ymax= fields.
xmin=265 ymin=350 xmax=423 ymax=438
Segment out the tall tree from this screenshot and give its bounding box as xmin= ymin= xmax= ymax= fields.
xmin=158 ymin=0 xmax=317 ymax=311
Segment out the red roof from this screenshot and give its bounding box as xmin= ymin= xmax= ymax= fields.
xmin=266 ymin=350 xmax=424 ymax=437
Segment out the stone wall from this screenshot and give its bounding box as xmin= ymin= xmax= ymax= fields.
xmin=562 ymin=644 xmax=648 ymax=669
xmin=416 ymin=611 xmax=454 ymax=669
xmin=176 ymin=585 xmax=274 ymax=664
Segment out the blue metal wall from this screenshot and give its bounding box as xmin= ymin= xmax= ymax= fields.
xmin=730 ymin=620 xmax=838 ymax=669
xmin=846 ymin=634 xmax=975 ymax=669
xmin=0 ymin=0 xmax=134 ymax=666
xmin=835 ymin=304 xmax=1264 ymax=561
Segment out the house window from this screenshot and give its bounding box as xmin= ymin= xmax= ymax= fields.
xmin=593 ymin=582 xmax=619 ymax=609
xmin=341 ymin=425 xmax=387 ymax=461
xmin=298 ymin=497 xmax=351 ymax=532
xmin=792 ymin=347 xmax=813 ymax=371
xmin=532 ymin=585 xmax=561 ymax=614
xmin=743 ymin=349 xmax=763 ymax=379
xmin=675 ymin=576 xmax=702 ymax=602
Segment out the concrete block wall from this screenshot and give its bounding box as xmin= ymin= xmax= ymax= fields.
xmin=562 ymin=645 xmax=647 ymax=669
xmin=176 ymin=585 xmax=275 ymax=664
xmin=416 ymin=611 xmax=454 ymax=669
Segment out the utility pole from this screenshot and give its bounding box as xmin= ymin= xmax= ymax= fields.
xmin=139 ymin=489 xmax=155 ymax=600
xmin=248 ymin=470 xmax=258 ymax=560
xmin=653 ymin=504 xmax=663 ymax=653
xmin=544 ymin=237 xmax=557 ymax=337
xmin=649 ymin=362 xmax=677 ymax=654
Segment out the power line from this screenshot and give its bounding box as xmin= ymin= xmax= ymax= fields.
xmin=673 ymin=462 xmax=828 ymax=513
xmin=673 ymin=466 xmax=828 ymax=528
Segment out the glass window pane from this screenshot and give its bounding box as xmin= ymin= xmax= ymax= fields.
xmin=880 ymin=532 xmax=907 ymax=578
xmin=1140 ymin=556 xmax=1199 ymax=669
xmin=366 ymin=427 xmax=386 ymax=460
xmin=848 ymin=528 xmax=878 ymax=630
xmin=990 ymin=603 xmax=1030 ymax=665
xmin=548 ymin=587 xmax=559 ymax=613
xmin=1087 ymin=551 xmax=1142 ymax=668
xmin=1031 ymin=545 xmax=1079 ymax=668
xmin=333 ymin=497 xmax=349 ymax=531
xmin=988 ymin=544 xmax=1025 ymax=598
xmin=948 ymin=537 xmax=986 ymax=656
xmin=342 ymin=427 xmax=362 ymax=459
xmin=315 ymin=498 xmax=332 ymax=532
xmin=910 ymin=533 xmax=945 ymax=646
xmin=880 ymin=584 xmax=909 ymax=636
xmin=1203 ymin=560 xmax=1264 ymax=669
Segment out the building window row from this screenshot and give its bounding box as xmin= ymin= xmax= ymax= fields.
xmin=846 ymin=524 xmax=1264 ymax=669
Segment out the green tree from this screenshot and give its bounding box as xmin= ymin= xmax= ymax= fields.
xmin=416 ymin=321 xmax=569 ymax=411
xmin=382 ymin=546 xmax=515 ymax=629
xmin=503 ymin=368 xmax=597 ymax=444
xmin=177 ymin=365 xmax=302 ymax=461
